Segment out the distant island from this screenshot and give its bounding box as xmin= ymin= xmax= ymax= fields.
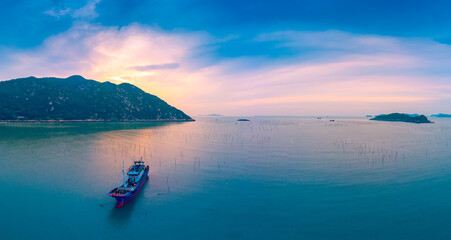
xmin=237 ymin=119 xmax=250 ymax=121
xmin=370 ymin=113 xmax=432 ymax=123
xmin=431 ymin=113 xmax=451 ymax=118
xmin=0 ymin=75 xmax=193 ymax=121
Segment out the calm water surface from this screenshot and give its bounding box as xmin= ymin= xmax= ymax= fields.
xmin=1 ymin=117 xmax=451 ymax=239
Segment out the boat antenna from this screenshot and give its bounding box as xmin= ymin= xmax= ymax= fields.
xmin=122 ymin=161 xmax=126 ymax=186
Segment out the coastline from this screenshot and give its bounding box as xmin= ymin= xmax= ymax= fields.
xmin=369 ymin=119 xmax=433 ymax=124
xmin=0 ymin=119 xmax=195 ymax=123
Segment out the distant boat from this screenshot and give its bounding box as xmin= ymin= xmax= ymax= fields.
xmin=317 ymin=117 xmax=322 ymax=119
xmin=330 ymin=119 xmax=335 ymax=122
xmin=237 ymin=119 xmax=250 ymax=121
xmin=108 ymin=159 xmax=149 ymax=208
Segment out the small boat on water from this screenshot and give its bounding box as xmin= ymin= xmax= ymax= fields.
xmin=108 ymin=159 xmax=149 ymax=208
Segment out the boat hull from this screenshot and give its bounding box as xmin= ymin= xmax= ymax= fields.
xmin=109 ymin=166 xmax=149 ymax=208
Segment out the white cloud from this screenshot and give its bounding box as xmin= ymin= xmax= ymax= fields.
xmin=43 ymin=8 xmax=71 ymax=18
xmin=72 ymin=0 xmax=101 ymax=19
xmin=0 ymin=26 xmax=450 ymax=116
xmin=43 ymin=0 xmax=101 ymax=20
xmin=0 ymin=23 xmax=216 ymax=114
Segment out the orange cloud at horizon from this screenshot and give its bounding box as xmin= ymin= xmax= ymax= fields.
xmin=1 ymin=24 xmax=449 ymax=116
xmin=227 ymin=95 xmax=431 ymax=107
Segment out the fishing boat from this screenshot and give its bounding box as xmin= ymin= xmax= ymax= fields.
xmin=108 ymin=159 xmax=149 ymax=208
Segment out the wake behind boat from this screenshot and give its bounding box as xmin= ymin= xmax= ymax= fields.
xmin=108 ymin=159 xmax=149 ymax=208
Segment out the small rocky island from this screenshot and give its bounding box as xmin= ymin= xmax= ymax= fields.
xmin=370 ymin=113 xmax=432 ymax=123
xmin=431 ymin=113 xmax=451 ymax=118
xmin=0 ymin=75 xmax=193 ymax=121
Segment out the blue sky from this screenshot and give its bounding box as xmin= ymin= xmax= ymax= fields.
xmin=1 ymin=0 xmax=450 ymax=115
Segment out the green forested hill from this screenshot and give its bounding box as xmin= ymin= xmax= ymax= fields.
xmin=0 ymin=75 xmax=192 ymax=121
xmin=370 ymin=113 xmax=431 ymax=123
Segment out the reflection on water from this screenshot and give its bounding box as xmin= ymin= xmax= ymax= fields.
xmin=0 ymin=117 xmax=451 ymax=239
xmin=107 ymin=177 xmax=150 ymax=226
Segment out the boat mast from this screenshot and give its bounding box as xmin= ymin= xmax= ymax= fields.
xmin=122 ymin=161 xmax=126 ymax=186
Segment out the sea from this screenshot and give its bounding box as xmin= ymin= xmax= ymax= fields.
xmin=0 ymin=117 xmax=450 ymax=239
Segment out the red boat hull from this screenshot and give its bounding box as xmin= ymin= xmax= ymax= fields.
xmin=108 ymin=166 xmax=149 ymax=208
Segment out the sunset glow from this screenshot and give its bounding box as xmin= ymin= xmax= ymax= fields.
xmin=0 ymin=0 xmax=450 ymax=116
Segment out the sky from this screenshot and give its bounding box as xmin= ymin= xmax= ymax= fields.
xmin=0 ymin=0 xmax=450 ymax=116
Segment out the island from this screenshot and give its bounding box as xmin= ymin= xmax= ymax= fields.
xmin=431 ymin=113 xmax=451 ymax=118
xmin=370 ymin=113 xmax=432 ymax=123
xmin=0 ymin=75 xmax=194 ymax=121
xmin=237 ymin=119 xmax=250 ymax=121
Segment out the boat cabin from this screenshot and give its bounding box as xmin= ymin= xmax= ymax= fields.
xmin=127 ymin=161 xmax=145 ymax=183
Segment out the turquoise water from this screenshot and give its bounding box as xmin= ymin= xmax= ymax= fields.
xmin=0 ymin=117 xmax=451 ymax=239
